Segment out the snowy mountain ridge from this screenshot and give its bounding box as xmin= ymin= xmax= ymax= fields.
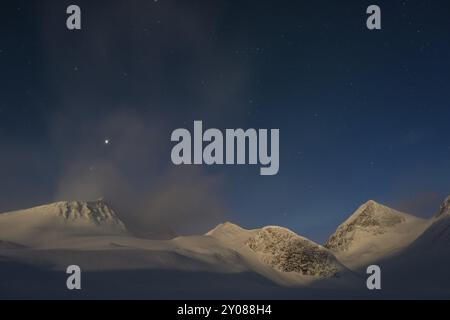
xmin=1 ymin=195 xmax=449 ymax=290
xmin=0 ymin=199 xmax=128 ymax=246
xmin=324 ymin=200 xmax=429 ymax=268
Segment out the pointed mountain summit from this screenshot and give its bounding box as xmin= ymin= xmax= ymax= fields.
xmin=324 ymin=200 xmax=428 ymax=268
xmin=325 ymin=200 xmax=417 ymax=251
xmin=206 ymin=221 xmax=254 ymax=245
xmin=206 ymin=221 xmax=248 ymax=237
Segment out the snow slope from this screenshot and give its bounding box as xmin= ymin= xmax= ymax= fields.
xmin=206 ymin=222 xmax=354 ymax=287
xmin=324 ymin=200 xmax=429 ymax=269
xmin=402 ymin=195 xmax=450 ymax=256
xmin=376 ymin=196 xmax=450 ymax=297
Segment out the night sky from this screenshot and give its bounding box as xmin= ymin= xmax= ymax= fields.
xmin=1 ymin=0 xmax=450 ymax=242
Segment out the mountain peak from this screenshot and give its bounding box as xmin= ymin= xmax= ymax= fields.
xmin=19 ymin=199 xmax=126 ymax=228
xmin=435 ymin=195 xmax=450 ymax=218
xmin=246 ymin=225 xmax=343 ymax=277
xmin=343 ymin=200 xmax=409 ymax=227
xmin=206 ymin=221 xmax=244 ymax=235
xmin=325 ymin=200 xmax=424 ymax=254
xmin=364 ymin=199 xmax=379 ymax=206
xmin=0 ymin=199 xmax=128 ymax=246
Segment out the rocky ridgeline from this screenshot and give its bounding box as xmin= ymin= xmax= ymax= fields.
xmin=324 ymin=200 xmax=406 ymax=251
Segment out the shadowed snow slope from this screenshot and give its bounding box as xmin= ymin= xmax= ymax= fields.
xmin=403 ymin=197 xmax=450 ymax=256
xmin=378 ymin=196 xmax=450 ymax=297
xmin=324 ymin=200 xmax=429 ymax=269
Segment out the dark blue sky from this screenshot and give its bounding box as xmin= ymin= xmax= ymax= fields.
xmin=1 ymin=0 xmax=449 ymax=242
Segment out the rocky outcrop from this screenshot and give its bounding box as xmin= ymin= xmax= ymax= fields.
xmin=246 ymin=226 xmax=342 ymax=277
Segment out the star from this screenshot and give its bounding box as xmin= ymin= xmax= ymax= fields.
xmin=104 ymin=139 xmax=110 ymax=145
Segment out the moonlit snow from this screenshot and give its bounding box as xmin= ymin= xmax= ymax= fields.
xmin=0 ymin=196 xmax=449 ymax=298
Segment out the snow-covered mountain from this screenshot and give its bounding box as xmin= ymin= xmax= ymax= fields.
xmin=324 ymin=200 xmax=429 ymax=268
xmin=0 ymin=202 xmax=353 ymax=288
xmin=206 ymin=222 xmax=351 ymax=285
xmin=246 ymin=226 xmax=343 ymax=277
xmin=0 ymin=200 xmax=128 ymax=246
xmin=1 ymin=196 xmax=450 ymax=298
